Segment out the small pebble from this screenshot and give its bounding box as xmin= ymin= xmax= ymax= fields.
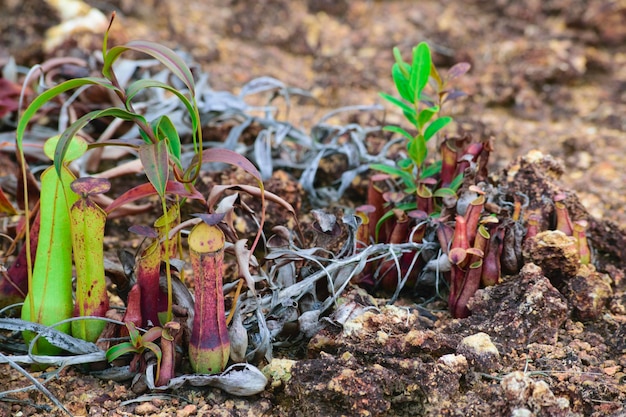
xmin=457 ymin=332 xmax=500 ymax=372
xmin=134 ymin=402 xmax=159 ymax=415
xmin=176 ymin=404 xmax=198 ymax=417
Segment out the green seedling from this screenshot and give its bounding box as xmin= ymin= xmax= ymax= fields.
xmin=360 ymin=43 xmax=540 ymax=318
xmin=106 ymin=322 xmax=163 ymax=383
xmin=367 ymin=43 xmax=472 ymax=249
xmin=70 ymin=177 xmax=110 ymax=342
xmin=372 ymin=42 xmax=470 ymax=197
xmin=20 ymin=136 xmax=85 ymax=355
xmin=188 ymin=220 xmax=230 ymax=374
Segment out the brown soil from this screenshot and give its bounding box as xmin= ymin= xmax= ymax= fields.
xmin=1 ymin=0 xmax=625 ymax=416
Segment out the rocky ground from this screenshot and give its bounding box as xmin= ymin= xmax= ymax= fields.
xmin=0 ymin=0 xmax=625 ymax=416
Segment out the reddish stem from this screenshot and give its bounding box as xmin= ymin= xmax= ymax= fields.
xmin=450 ymin=259 xmax=483 ymax=318
xmin=440 ymin=139 xmax=457 ymax=187
xmin=481 ymin=224 xmax=503 ymax=287
xmin=464 ymin=195 xmax=485 ymax=246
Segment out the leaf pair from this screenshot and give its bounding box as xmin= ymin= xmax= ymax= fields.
xmin=105 ymin=322 xmax=163 ymax=382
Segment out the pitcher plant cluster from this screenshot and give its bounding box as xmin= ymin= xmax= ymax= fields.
xmin=357 ymin=43 xmax=593 ymax=318
xmin=1 ymin=14 xmax=271 ymax=383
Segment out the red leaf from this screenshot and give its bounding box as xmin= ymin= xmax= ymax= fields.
xmin=199 ymin=148 xmax=261 ymax=183
xmin=105 ymin=181 xmax=205 ymax=215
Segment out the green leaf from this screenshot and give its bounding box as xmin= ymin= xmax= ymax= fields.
xmin=87 ymin=138 xmax=145 ymax=149
xmin=139 ymin=140 xmax=169 ymax=198
xmin=54 ymin=107 xmax=148 ymax=177
xmin=420 ymin=160 xmax=442 ymax=179
xmin=16 ymin=78 xmax=117 ymax=153
xmin=126 ymin=79 xmax=199 ymax=152
xmin=382 ymin=125 xmax=414 ymax=142
xmin=433 ymin=187 xmax=457 ymax=198
xmin=403 ymin=109 xmax=419 ymax=129
xmin=397 ymin=157 xmax=413 ymax=170
xmin=379 ymin=92 xmax=416 ymax=119
xmin=105 ymin=342 xmax=138 ymax=362
xmin=424 ymin=116 xmax=452 ymax=142
xmin=126 ymin=322 xmax=141 ymax=345
xmin=449 ymin=172 xmax=464 ymax=191
xmin=104 ymin=41 xmax=195 ymax=97
xmin=417 ymin=105 xmax=439 ymax=130
xmin=152 ymin=115 xmax=182 ymax=168
xmin=407 ymin=136 xmax=427 ymax=167
xmin=409 ymin=43 xmax=432 ymax=103
xmin=392 ymin=63 xmax=413 ymax=102
xmin=143 ymin=341 xmax=162 ymax=360
xmin=370 ymin=163 xmax=415 ymax=189
xmin=138 ymin=129 xmax=152 ymax=144
xmin=392 ymin=47 xmax=409 ymax=78
xmin=144 ymin=340 xmax=163 ymax=382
